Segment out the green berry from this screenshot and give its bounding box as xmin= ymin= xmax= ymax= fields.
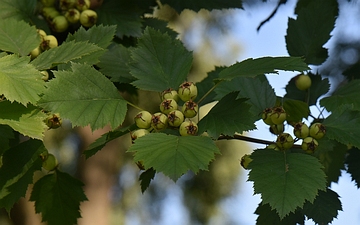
xmin=40 ymin=71 xmax=49 ymax=81
xmin=266 ymin=143 xmax=280 ymax=151
xmin=182 ymin=100 xmax=198 ymax=118
xmin=293 ymin=122 xmax=309 ymax=139
xmin=167 ymin=110 xmax=184 ymax=127
xmin=45 ymin=113 xmax=62 ymax=129
xmin=301 ymin=137 xmax=319 ymax=154
xmin=42 ymin=153 xmax=58 ymax=171
xmin=30 ymin=46 xmax=42 ymax=59
xmin=41 ymin=35 xmax=58 ymax=51
xmin=151 ymin=112 xmax=168 ymax=130
xmin=59 ymin=0 xmax=76 ymax=10
xmin=309 ymin=123 xmax=326 ymax=139
xmin=262 ymin=108 xmax=274 ymax=125
xmin=76 ymin=0 xmax=91 ymax=11
xmin=276 ymin=133 xmax=294 ymax=150
xmin=65 ymin=8 xmax=81 ymax=24
xmin=80 ymin=9 xmax=97 ymax=27
xmin=160 ymin=99 xmax=178 ymax=114
xmin=51 ymin=15 xmax=69 ymax=33
xmin=240 ymin=154 xmax=252 ymax=170
xmin=42 ymin=7 xmax=60 ymax=21
xmin=270 ymin=106 xmax=287 ymax=125
xmin=179 ymin=121 xmax=198 ymax=136
xmin=178 ymin=81 xmax=198 ymax=101
xmin=270 ymin=124 xmax=284 ymax=135
xmin=37 ymin=29 xmax=47 ymax=40
xmin=295 ymin=74 xmax=312 ymax=91
xmin=134 ymin=111 xmax=152 ymax=129
xmin=131 ymin=129 xmax=150 ymax=141
xmin=161 ymin=88 xmax=179 ymax=101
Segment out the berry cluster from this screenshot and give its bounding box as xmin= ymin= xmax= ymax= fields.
xmin=30 ymin=29 xmax=58 ymax=59
xmin=131 ymin=81 xmax=199 ymax=142
xmin=40 ymin=0 xmax=98 ymax=33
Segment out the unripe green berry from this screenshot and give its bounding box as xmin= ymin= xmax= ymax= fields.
xmin=309 ymin=123 xmax=326 ymax=139
xmin=276 ymin=133 xmax=294 ymax=150
xmin=59 ymin=0 xmax=76 ymax=10
xmin=167 ymin=110 xmax=184 ymax=127
xmin=76 ymin=0 xmax=91 ymax=11
xmin=293 ymin=122 xmax=309 ymax=139
xmin=266 ymin=143 xmax=280 ymax=151
xmin=42 ymin=153 xmax=58 ymax=171
xmin=182 ymin=100 xmax=198 ymax=118
xmin=262 ymin=108 xmax=274 ymax=125
xmin=179 ymin=121 xmax=198 ymax=136
xmin=178 ymin=81 xmax=198 ymax=101
xmin=240 ymin=154 xmax=252 ymax=170
xmin=161 ymin=88 xmax=179 ymax=101
xmin=42 ymin=7 xmax=60 ymax=21
xmin=40 ymin=71 xmax=49 ymax=81
xmin=301 ymin=137 xmax=319 ymax=154
xmin=134 ymin=111 xmax=152 ymax=129
xmin=295 ymin=74 xmax=312 ymax=91
xmin=41 ymin=35 xmax=58 ymax=51
xmin=51 ymin=15 xmax=69 ymax=33
xmin=30 ymin=46 xmax=42 ymax=59
xmin=65 ymin=8 xmax=81 ymax=24
xmin=131 ymin=129 xmax=150 ymax=141
xmin=45 ymin=113 xmax=62 ymax=129
xmin=270 ymin=124 xmax=284 ymax=135
xmin=270 ymin=106 xmax=287 ymax=125
xmin=37 ymin=29 xmax=47 ymax=40
xmin=151 ymin=112 xmax=168 ymax=130
xmin=80 ymin=9 xmax=97 ymax=27
xmin=160 ymin=99 xmax=178 ymax=114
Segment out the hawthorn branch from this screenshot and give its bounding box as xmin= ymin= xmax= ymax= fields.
xmin=257 ymin=0 xmax=287 ymax=31
xmin=218 ymin=134 xmax=301 ymax=148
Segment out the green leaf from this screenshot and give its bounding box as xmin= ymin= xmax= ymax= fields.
xmin=0 ymin=54 xmax=45 ymax=105
xmin=302 ymin=188 xmax=342 ymax=224
xmin=0 ymin=124 xmax=14 ymax=155
xmin=285 ymin=73 xmax=330 ymax=106
xmin=320 ymin=80 xmax=360 ymax=112
xmin=323 ymin=109 xmax=360 ymax=149
xmin=139 ymin=168 xmax=156 ymax=193
xmin=30 ymin=170 xmax=87 ymax=225
xmin=161 ymin=0 xmax=243 ymax=13
xmin=127 ymin=133 xmax=220 ymax=181
xmin=196 ymin=67 xmax=222 ymax=106
xmin=0 ymin=18 xmax=40 ymax=56
xmin=0 ymin=139 xmax=44 ymax=211
xmin=248 ymin=150 xmax=327 ymax=219
xmin=84 ymin=124 xmax=136 ymax=159
xmin=343 ymin=61 xmax=360 ymax=80
xmin=198 ymin=93 xmax=256 ymax=138
xmin=255 ymin=202 xmax=305 ymax=225
xmin=97 ymin=44 xmax=134 ymax=83
xmin=345 ymin=147 xmax=360 ymax=188
xmin=130 ymin=27 xmax=193 ymax=92
xmin=96 ymin=0 xmax=143 ymax=38
xmin=215 ymin=75 xmax=276 ymax=115
xmin=283 ymin=99 xmax=310 ymax=123
xmin=31 ymin=41 xmax=103 ymax=70
xmin=0 ymin=101 xmax=47 ymax=139
xmin=38 ymin=63 xmax=128 ymax=131
xmin=218 ymin=57 xmax=309 ymax=81
xmin=286 ymin=0 xmax=338 ymax=65
xmin=0 ymin=0 xmax=38 ymax=24
xmin=142 ymin=18 xmax=178 ymax=39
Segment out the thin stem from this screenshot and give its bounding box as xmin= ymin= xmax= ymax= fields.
xmin=197 ymin=81 xmax=223 ymax=105
xmin=127 ymin=101 xmax=146 ymax=111
xmin=217 ymin=134 xmax=301 ymax=148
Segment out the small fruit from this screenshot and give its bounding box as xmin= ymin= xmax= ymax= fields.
xmin=182 ymin=100 xmax=198 ymax=118
xmin=276 ymin=133 xmax=294 ymax=150
xmin=270 ymin=124 xmax=284 ymax=135
xmin=42 ymin=153 xmax=58 ymax=171
xmin=134 ymin=111 xmax=152 ymax=129
xmin=45 ymin=113 xmax=62 ymax=129
xmin=59 ymin=0 xmax=76 ymax=10
xmin=179 ymin=121 xmax=198 ymax=136
xmin=293 ymin=122 xmax=310 ymax=139
xmin=40 ymin=71 xmax=49 ymax=81
xmin=41 ymin=35 xmax=58 ymax=51
xmin=262 ymin=108 xmax=274 ymax=125
xmin=151 ymin=112 xmax=168 ymax=130
xmin=42 ymin=7 xmax=60 ymax=20
xmin=240 ymin=154 xmax=252 ymax=170
xmin=160 ymin=99 xmax=178 ymax=114
xmin=295 ymin=74 xmax=312 ymax=91
xmin=266 ymin=143 xmax=280 ymax=151
xmin=76 ymin=0 xmax=91 ymax=11
xmin=37 ymin=29 xmax=47 ymax=40
xmin=178 ymin=81 xmax=198 ymax=101
xmin=80 ymin=9 xmax=97 ymax=27
xmin=161 ymin=88 xmax=179 ymax=101
xmin=270 ymin=106 xmax=287 ymax=125
xmin=51 ymin=15 xmax=69 ymax=33
xmin=131 ymin=129 xmax=150 ymax=141
xmin=167 ymin=110 xmax=184 ymax=127
xmin=30 ymin=46 xmax=42 ymax=59
xmin=309 ymin=123 xmax=326 ymax=139
xmin=301 ymin=137 xmax=319 ymax=154
xmin=65 ymin=8 xmax=81 ymax=24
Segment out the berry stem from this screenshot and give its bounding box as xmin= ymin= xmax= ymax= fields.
xmin=218 ymin=134 xmax=301 ymax=148
xmin=126 ymin=101 xmax=146 ymax=111
xmin=197 ymin=81 xmax=223 ymax=105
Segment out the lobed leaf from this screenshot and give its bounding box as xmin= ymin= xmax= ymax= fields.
xmin=38 ymin=63 xmax=128 ymax=131
xmin=130 ymin=27 xmax=193 ymax=92
xmin=161 ymin=0 xmax=243 ymax=13
xmin=139 ymin=168 xmax=156 ymax=193
xmin=283 ymin=98 xmax=310 ymax=123
xmin=127 ymin=133 xmax=220 ymax=181
xmin=345 ymin=147 xmax=360 ymax=188
xmin=248 ymin=150 xmax=327 ymax=219
xmin=0 ymin=139 xmax=44 ymax=211
xmin=218 ymin=56 xmax=309 ymax=81
xmin=198 ymin=93 xmax=257 ymax=138
xmin=30 ymin=170 xmax=87 ymax=225
xmin=0 ymin=54 xmax=45 ymax=105
xmin=0 ymin=18 xmax=40 ymax=56
xmin=0 ymin=101 xmax=47 ymax=139
xmin=0 ymin=0 xmax=37 ymax=22
xmin=255 ymin=202 xmax=305 ymax=225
